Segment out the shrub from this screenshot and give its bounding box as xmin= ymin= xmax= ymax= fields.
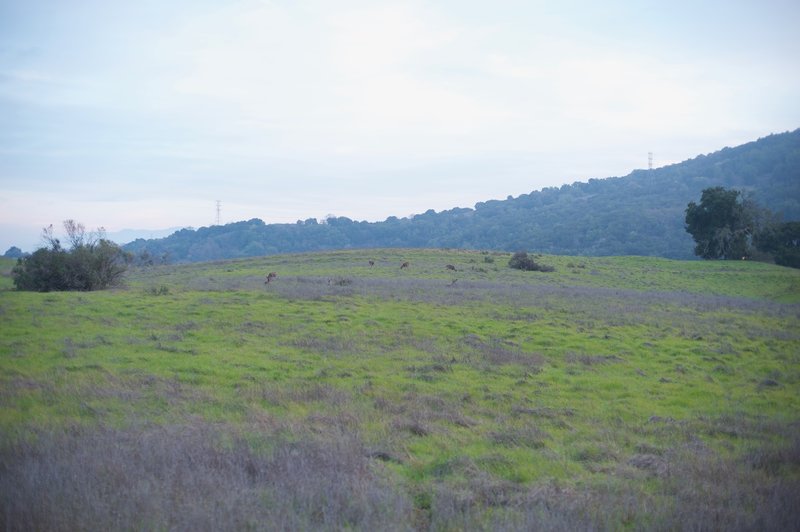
xmin=11 ymin=220 xmax=131 ymax=291
xmin=508 ymin=252 xmax=555 ymax=272
xmin=145 ymin=285 xmax=170 ymax=296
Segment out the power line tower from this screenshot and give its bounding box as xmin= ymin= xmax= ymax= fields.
xmin=215 ymin=200 xmax=221 ymax=225
xmin=648 ymin=152 xmax=653 ymax=171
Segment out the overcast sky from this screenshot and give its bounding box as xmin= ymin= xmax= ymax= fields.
xmin=1 ymin=0 xmax=799 ymax=252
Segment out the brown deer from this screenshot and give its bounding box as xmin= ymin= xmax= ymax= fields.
xmin=264 ymin=272 xmax=277 ymax=284
xmin=368 ymin=260 xmax=375 ymax=266
xmin=445 ymin=264 xmax=457 ymax=271
xmin=400 ymin=261 xmax=410 ymax=269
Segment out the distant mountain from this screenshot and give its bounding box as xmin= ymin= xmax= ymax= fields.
xmin=124 ymin=129 xmax=800 ymax=262
xmin=107 ymin=227 xmax=186 ymax=246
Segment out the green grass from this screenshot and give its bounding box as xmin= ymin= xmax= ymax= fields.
xmin=1 ymin=250 xmax=799 ymax=530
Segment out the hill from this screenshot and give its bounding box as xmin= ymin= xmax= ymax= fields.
xmin=124 ymin=129 xmax=800 ymax=262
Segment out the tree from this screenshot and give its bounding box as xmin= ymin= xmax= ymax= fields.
xmin=685 ymin=187 xmax=800 ymax=268
xmin=12 ymin=220 xmax=131 ymax=291
xmin=685 ymin=187 xmax=755 ymax=259
xmin=3 ymin=246 xmax=24 ymax=259
xmin=754 ymin=221 xmax=800 ymax=268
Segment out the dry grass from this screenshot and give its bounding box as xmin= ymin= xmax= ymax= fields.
xmin=425 ymin=439 xmax=800 ymax=531
xmin=0 ymin=422 xmax=414 ymax=531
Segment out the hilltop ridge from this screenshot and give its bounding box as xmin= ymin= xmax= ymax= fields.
xmin=124 ymin=129 xmax=800 ymax=262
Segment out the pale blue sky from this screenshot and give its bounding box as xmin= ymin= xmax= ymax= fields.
xmin=2 ymin=0 xmax=799 ymax=251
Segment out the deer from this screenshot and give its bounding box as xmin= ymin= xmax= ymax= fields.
xmin=369 ymin=260 xmax=375 ymax=267
xmin=445 ymin=264 xmax=457 ymax=271
xmin=264 ymin=272 xmax=277 ymax=284
xmin=400 ymin=261 xmax=410 ymax=269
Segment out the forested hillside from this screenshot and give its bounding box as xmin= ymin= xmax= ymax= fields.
xmin=124 ymin=129 xmax=800 ymax=262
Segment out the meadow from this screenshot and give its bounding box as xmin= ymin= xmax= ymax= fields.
xmin=1 ymin=249 xmax=799 ymax=530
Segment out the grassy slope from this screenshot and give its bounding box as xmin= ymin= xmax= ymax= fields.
xmin=1 ymin=251 xmax=799 ymax=530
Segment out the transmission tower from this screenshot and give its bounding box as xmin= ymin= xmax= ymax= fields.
xmin=215 ymin=200 xmax=221 ymax=225
xmin=648 ymin=152 xmax=653 ymax=171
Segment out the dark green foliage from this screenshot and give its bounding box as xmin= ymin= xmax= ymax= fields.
xmin=755 ymin=221 xmax=800 ymax=268
xmin=685 ymin=187 xmax=800 ymax=268
xmin=12 ymin=247 xmax=70 ymax=291
xmin=685 ymin=187 xmax=752 ymax=259
xmin=12 ymin=221 xmax=130 ymax=291
xmin=123 ymin=129 xmax=800 ymax=262
xmin=508 ymin=251 xmax=555 ymax=272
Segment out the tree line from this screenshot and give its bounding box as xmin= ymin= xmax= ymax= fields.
xmin=9 ymin=187 xmax=798 ymax=293
xmin=122 ymin=129 xmax=800 ymax=263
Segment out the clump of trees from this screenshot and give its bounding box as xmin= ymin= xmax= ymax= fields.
xmin=755 ymin=221 xmax=800 ymax=268
xmin=12 ymin=220 xmax=131 ymax=291
xmin=3 ymin=246 xmax=25 ymax=259
xmin=508 ymin=251 xmax=555 ymax=272
xmin=685 ymin=187 xmax=799 ymax=268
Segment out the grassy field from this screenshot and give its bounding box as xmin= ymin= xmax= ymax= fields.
xmin=1 ymin=249 xmax=799 ymax=530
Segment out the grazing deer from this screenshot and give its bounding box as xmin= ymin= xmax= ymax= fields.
xmin=264 ymin=272 xmax=277 ymax=284
xmin=368 ymin=260 xmax=375 ymax=267
xmin=445 ymin=264 xmax=457 ymax=271
xmin=400 ymin=261 xmax=410 ymax=269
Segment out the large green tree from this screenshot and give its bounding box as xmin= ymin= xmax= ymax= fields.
xmin=685 ymin=187 xmax=755 ymax=259
xmin=685 ymin=187 xmax=800 ymax=268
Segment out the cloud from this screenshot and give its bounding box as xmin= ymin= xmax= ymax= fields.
xmin=1 ymin=0 xmax=799 ymax=252
xmin=160 ymin=2 xmax=511 ymax=158
xmin=7 ymin=0 xmax=787 ymax=165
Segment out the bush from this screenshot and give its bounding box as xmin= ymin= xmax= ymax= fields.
xmin=11 ymin=221 xmax=131 ymax=291
xmin=144 ymin=285 xmax=170 ymax=296
xmin=508 ymin=252 xmax=555 ymax=272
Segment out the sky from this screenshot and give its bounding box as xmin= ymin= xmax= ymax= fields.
xmin=1 ymin=0 xmax=799 ymax=252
